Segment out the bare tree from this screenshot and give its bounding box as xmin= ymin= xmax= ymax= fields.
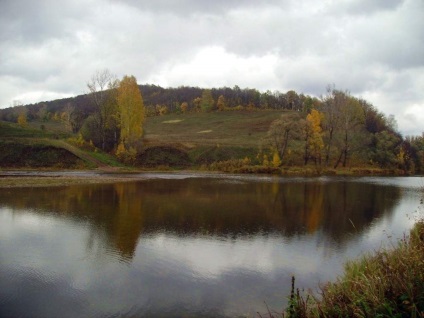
xmin=87 ymin=69 xmax=120 ymax=150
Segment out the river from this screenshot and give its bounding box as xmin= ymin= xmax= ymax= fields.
xmin=0 ymin=173 xmax=422 ymax=317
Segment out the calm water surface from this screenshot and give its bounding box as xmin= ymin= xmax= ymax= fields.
xmin=0 ymin=173 xmax=422 ymax=317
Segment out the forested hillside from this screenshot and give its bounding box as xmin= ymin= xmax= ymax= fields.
xmin=1 ymin=78 xmax=423 ymax=173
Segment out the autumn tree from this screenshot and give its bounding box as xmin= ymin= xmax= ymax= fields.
xmin=333 ymin=94 xmax=365 ymax=168
xmin=286 ymin=90 xmax=300 ymax=110
xmin=87 ymin=69 xmax=120 ymax=151
xmin=17 ymin=109 xmax=27 ymax=127
xmin=217 ymin=95 xmax=226 ymax=111
xmin=116 ymin=75 xmax=145 ymax=162
xmin=155 ymin=104 xmax=168 ymax=116
xmin=272 ymin=151 xmax=282 ymax=167
xmin=320 ymin=86 xmax=365 ymax=168
xmin=200 ymin=89 xmax=215 ymax=112
xmin=60 ymin=103 xmax=85 ymax=133
xmin=37 ymin=104 xmax=50 ymax=121
xmin=299 ymin=118 xmax=312 ymax=165
xmin=267 ymin=113 xmax=301 ymax=163
xmin=180 ymin=102 xmax=188 ymax=113
xmin=320 ymin=85 xmax=341 ymax=166
xmin=306 ymin=109 xmax=324 ymax=166
xmin=193 ymin=97 xmax=202 ymax=112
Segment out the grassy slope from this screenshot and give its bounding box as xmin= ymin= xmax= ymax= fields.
xmin=141 ymin=110 xmax=287 ymax=166
xmin=144 ymin=110 xmax=285 ymax=147
xmin=1 ymin=110 xmax=285 ymax=169
xmin=0 ymin=121 xmax=122 ymax=169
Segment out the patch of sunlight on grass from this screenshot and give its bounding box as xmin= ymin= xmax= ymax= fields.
xmin=162 ymin=119 xmax=184 ymax=124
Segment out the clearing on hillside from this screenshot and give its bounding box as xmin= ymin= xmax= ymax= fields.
xmin=144 ymin=110 xmax=292 ymax=147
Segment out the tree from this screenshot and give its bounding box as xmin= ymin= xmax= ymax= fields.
xmin=37 ymin=104 xmax=49 ymax=121
xmin=406 ymin=134 xmax=424 ymax=173
xmin=180 ymin=102 xmax=188 ymax=113
xmin=272 ymin=151 xmax=282 ymax=167
xmin=333 ymin=94 xmax=365 ymax=168
xmin=217 ymin=95 xmax=226 ymax=111
xmin=87 ymin=69 xmax=120 ymax=151
xmin=61 ymin=103 xmax=74 ymax=132
xmin=372 ymin=131 xmax=401 ymax=167
xmin=306 ymin=109 xmax=324 ymax=166
xmin=200 ymin=89 xmax=214 ymax=112
xmin=193 ymin=97 xmax=202 ymax=112
xmin=17 ymin=110 xmax=27 ymax=127
xmin=286 ymin=90 xmax=300 ymax=110
xmin=60 ymin=103 xmax=84 ymax=133
xmin=320 ymin=86 xmax=365 ymax=168
xmin=267 ymin=113 xmax=301 ymax=163
xmin=117 ymin=75 xmax=145 ymax=153
xmin=320 ymin=85 xmax=341 ymax=166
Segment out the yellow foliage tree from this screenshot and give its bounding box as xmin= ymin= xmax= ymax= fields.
xmin=180 ymin=102 xmax=188 ymax=113
xmin=155 ymin=104 xmax=168 ymax=116
xmin=306 ymin=109 xmax=324 ymax=165
xmin=116 ymin=75 xmax=145 ymax=159
xmin=17 ymin=111 xmax=27 ymax=127
xmin=272 ymin=151 xmax=282 ymax=168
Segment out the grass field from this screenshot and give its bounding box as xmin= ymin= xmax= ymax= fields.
xmin=144 ymin=110 xmax=287 ymax=148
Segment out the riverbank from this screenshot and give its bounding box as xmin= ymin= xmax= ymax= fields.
xmin=0 ymin=166 xmax=413 ymax=188
xmin=278 ymin=219 xmax=424 ymax=318
xmin=0 ymin=168 xmax=144 ymax=188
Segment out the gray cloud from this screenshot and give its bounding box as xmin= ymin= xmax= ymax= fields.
xmin=338 ymin=0 xmax=406 ymax=15
xmin=111 ymin=0 xmax=285 ymax=15
xmin=0 ymin=0 xmax=423 ymax=134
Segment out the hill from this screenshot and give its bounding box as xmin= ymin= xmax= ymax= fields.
xmin=0 ymin=121 xmax=122 ymax=169
xmin=140 ymin=110 xmax=286 ymax=167
xmin=0 ymin=84 xmax=306 ymax=124
xmin=0 ymin=110 xmax=285 ymax=169
xmin=144 ymin=110 xmax=282 ymax=147
xmin=1 ymin=83 xmax=424 ymax=174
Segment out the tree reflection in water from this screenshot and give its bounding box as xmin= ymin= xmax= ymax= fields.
xmin=0 ymin=176 xmax=401 ymax=261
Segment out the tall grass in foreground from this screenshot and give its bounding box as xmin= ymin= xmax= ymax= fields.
xmin=262 ymin=220 xmax=424 ymax=318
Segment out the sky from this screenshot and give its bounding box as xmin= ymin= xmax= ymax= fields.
xmin=0 ymin=0 xmax=423 ymax=135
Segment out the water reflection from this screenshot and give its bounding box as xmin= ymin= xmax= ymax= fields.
xmin=1 ymin=176 xmax=420 ymax=317
xmin=0 ymin=177 xmax=402 ymax=261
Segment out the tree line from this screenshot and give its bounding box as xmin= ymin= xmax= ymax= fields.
xmin=264 ymin=85 xmax=424 ymax=172
xmin=0 ymin=82 xmax=317 ymax=124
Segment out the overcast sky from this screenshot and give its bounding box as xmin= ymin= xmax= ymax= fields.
xmin=1 ymin=0 xmax=423 ymax=135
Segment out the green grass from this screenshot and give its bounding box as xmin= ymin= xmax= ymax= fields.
xmin=0 ymin=121 xmax=121 ymax=169
xmin=0 ymin=121 xmax=70 ymax=139
xmin=88 ymin=150 xmax=125 ymax=167
xmin=27 ymin=119 xmax=71 ymax=135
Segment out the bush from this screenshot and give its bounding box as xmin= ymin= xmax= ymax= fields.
xmin=116 ymin=142 xmax=137 ymax=165
xmin=137 ymin=146 xmax=191 ymax=167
